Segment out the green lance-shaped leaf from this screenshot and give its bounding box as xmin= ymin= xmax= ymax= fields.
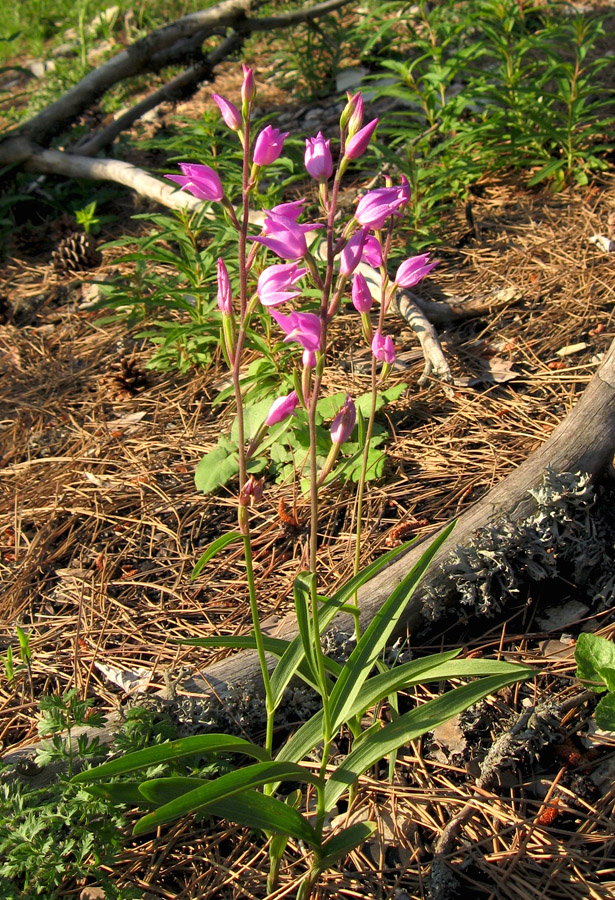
xmin=139 ymin=776 xmax=209 ymax=805
xmin=132 ymin=761 xmax=321 ymax=837
xmin=84 ymin=781 xmax=155 ymax=805
xmin=327 ymin=522 xmax=455 ymax=734
xmin=71 ymin=734 xmax=270 ymax=784
xmin=324 ymin=670 xmax=533 ymax=811
xmin=276 ymin=650 xmax=461 ymax=767
xmin=293 ymin=572 xmax=319 ymax=685
xmin=314 ymin=821 xmax=377 ymax=872
xmin=211 ymin=790 xmax=317 ymax=846
xmin=179 ymin=634 xmax=341 ymax=697
xmin=191 ymin=531 xmax=242 ymax=580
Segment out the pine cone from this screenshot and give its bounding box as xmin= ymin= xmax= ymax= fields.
xmin=111 ymin=356 xmax=148 ymax=395
xmin=51 ymin=232 xmax=102 ymax=274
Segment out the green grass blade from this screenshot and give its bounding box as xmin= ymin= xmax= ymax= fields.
xmin=324 ymin=669 xmax=533 ymax=811
xmin=139 ymin=776 xmax=208 ymax=805
xmin=84 ymin=781 xmax=154 ymax=805
xmin=132 ymin=761 xmax=321 ymax=836
xmin=328 ymin=522 xmax=455 ymax=733
xmin=72 ymin=734 xmax=270 ymax=784
xmin=315 ymin=822 xmax=376 ymax=871
xmin=207 ymin=790 xmax=319 ymax=846
xmin=293 ymin=572 xmax=319 ymax=684
xmin=191 ymin=531 xmax=242 ymax=580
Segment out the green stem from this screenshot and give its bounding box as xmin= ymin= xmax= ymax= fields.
xmin=242 ymin=532 xmax=275 ymax=755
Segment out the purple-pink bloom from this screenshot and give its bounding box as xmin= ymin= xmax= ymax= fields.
xmin=270 ymin=308 xmax=322 ymax=352
xmin=345 ymin=118 xmax=378 ymax=160
xmin=305 ymin=132 xmax=333 ymax=180
xmin=361 ymin=235 xmax=383 ymax=267
xmin=394 ymin=253 xmax=439 ymax=287
xmin=372 ymin=330 xmax=396 ymax=364
xmin=241 ymin=64 xmax=255 ymax=105
xmin=351 ymin=272 xmax=373 ymax=313
xmin=355 ymin=184 xmax=407 ymax=230
xmin=217 ymin=258 xmax=232 ymax=314
xmin=398 ymin=174 xmax=411 ymax=208
xmin=265 ymin=390 xmax=299 ymax=426
xmin=340 ymin=228 xmax=369 ymax=275
xmin=211 ymin=93 xmax=241 ymax=131
xmin=253 ymin=125 xmax=290 ymax=166
xmin=257 ymin=262 xmax=306 ymax=307
xmin=165 ymin=163 xmax=224 ymax=202
xmin=269 ymin=200 xmax=305 ymax=222
xmin=330 ymin=394 xmax=356 ymax=445
xmin=250 ymin=213 xmax=321 ymax=260
xmin=302 ymin=348 xmax=317 ymax=368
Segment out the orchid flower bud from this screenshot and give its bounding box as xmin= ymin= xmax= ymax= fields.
xmin=265 ymin=390 xmax=299 ymax=426
xmin=344 ymin=118 xmax=378 ymax=160
xmin=347 ymin=94 xmax=364 ymax=137
xmin=304 ymin=132 xmax=333 ymax=181
xmin=372 ymin=330 xmax=396 ymax=364
xmin=340 ymin=91 xmax=361 ymax=131
xmin=302 ymin=348 xmax=317 ymax=369
xmin=330 ymin=394 xmax=356 ymax=445
xmin=394 ymin=253 xmax=439 ymax=287
xmin=253 ymin=125 xmax=290 ymax=166
xmin=351 ymin=272 xmax=373 ymax=313
xmin=241 ymin=64 xmax=255 ymax=105
xmin=165 ymin=163 xmax=224 ymax=201
xmin=211 ymin=93 xmax=242 ymax=131
xmin=339 ymin=228 xmax=368 ymax=275
xmin=217 ymin=258 xmax=233 ymax=314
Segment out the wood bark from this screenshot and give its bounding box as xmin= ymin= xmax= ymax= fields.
xmin=5 ymin=339 xmax=615 ymax=769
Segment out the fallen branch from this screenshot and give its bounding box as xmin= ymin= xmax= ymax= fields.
xmin=0 ymin=0 xmax=355 ymax=148
xmin=394 ymin=288 xmax=455 ymax=397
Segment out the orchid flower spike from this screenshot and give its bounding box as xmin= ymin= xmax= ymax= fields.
xmin=269 ymin=308 xmax=321 ymax=352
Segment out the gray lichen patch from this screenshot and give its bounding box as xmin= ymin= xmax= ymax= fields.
xmin=423 ymin=469 xmax=614 ymax=618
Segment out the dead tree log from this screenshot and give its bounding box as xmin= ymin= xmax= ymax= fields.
xmin=0 ymin=0 xmax=355 ymax=153
xmin=5 ymin=340 xmax=615 ymax=770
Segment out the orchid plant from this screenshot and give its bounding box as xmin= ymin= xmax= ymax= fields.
xmin=74 ymin=66 xmax=533 ymax=897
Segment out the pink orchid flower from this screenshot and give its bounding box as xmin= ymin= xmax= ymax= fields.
xmin=253 ymin=125 xmax=290 ymax=166
xmin=330 ymin=394 xmax=356 ymax=445
xmin=305 ymin=132 xmax=333 ymax=180
xmin=340 ymin=227 xmax=369 ymax=275
xmin=270 ymin=308 xmax=322 ymax=352
xmin=394 ymin=253 xmax=439 ymax=287
xmin=372 ymin=330 xmax=396 ymax=364
xmin=165 ymin=163 xmax=224 ymax=201
xmin=265 ymin=390 xmax=300 ymax=426
xmin=211 ymin=93 xmax=241 ymax=131
xmin=250 ymin=213 xmax=321 ymax=261
xmin=257 ymin=262 xmax=306 ymax=307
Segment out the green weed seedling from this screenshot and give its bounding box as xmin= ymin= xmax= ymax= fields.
xmin=575 ymin=633 xmax=615 ymax=731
